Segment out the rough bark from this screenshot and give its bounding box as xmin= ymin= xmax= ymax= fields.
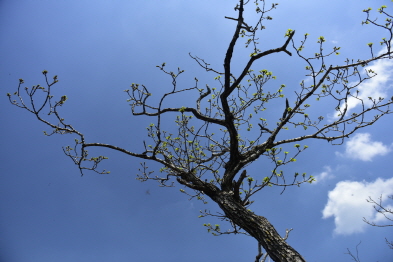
xmin=8 ymin=2 xmax=393 ymax=262
xmin=209 ymin=191 xmax=306 ymax=262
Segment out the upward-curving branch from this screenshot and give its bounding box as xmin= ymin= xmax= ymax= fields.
xmin=8 ymin=1 xmax=393 ymax=261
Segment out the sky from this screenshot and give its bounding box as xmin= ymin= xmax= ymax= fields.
xmin=1 ymin=0 xmax=393 ymax=262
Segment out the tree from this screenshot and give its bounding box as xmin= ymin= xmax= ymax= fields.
xmin=343 ymin=195 xmax=392 ymax=262
xmin=7 ymin=1 xmax=393 ymax=261
xmin=363 ymin=195 xmax=393 ymax=250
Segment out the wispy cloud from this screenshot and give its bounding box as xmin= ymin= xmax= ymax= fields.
xmin=346 ymin=58 xmax=393 ymax=112
xmin=313 ymin=166 xmax=334 ymax=184
xmin=335 ymin=133 xmax=391 ymax=161
xmin=330 ymin=46 xmax=393 ymax=119
xmin=322 ymin=177 xmax=393 ymax=235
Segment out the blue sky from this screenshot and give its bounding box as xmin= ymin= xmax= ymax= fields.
xmin=1 ymin=0 xmax=393 ymax=261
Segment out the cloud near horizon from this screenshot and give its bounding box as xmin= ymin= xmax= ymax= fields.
xmin=322 ymin=177 xmax=393 ymax=235
xmin=336 ymin=133 xmax=391 ymax=161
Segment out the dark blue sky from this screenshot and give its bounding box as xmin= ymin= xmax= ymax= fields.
xmin=1 ymin=1 xmax=393 ymax=261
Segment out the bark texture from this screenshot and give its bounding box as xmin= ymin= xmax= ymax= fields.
xmin=209 ymin=191 xmax=306 ymax=262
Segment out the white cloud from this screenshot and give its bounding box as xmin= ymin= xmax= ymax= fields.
xmin=322 ymin=177 xmax=393 ymax=235
xmin=336 ymin=133 xmax=391 ymax=161
xmin=330 ymin=47 xmax=393 ymax=119
xmin=346 ymin=59 xmax=393 ymax=112
xmin=374 ymin=203 xmax=393 ymax=224
xmin=313 ymin=166 xmax=334 ymax=184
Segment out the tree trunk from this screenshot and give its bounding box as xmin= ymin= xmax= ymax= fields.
xmin=209 ymin=191 xmax=306 ymax=262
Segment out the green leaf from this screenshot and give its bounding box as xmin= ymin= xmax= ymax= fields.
xmin=317 ymin=36 xmax=325 ymax=43
xmin=285 ymin=29 xmax=293 ymax=37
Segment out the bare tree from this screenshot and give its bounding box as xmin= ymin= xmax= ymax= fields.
xmin=346 ymin=195 xmax=393 ymax=262
xmin=345 ymin=241 xmax=363 ymax=262
xmin=7 ymin=1 xmax=393 ymax=262
xmin=363 ymin=195 xmax=393 ymax=250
